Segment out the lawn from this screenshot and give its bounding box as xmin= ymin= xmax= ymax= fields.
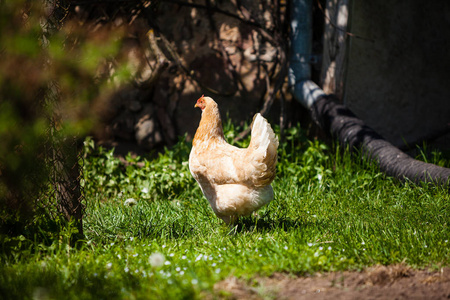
xmin=0 ymin=125 xmax=449 ymax=299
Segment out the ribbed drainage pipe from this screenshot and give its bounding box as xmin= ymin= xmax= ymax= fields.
xmin=288 ymin=0 xmax=450 ymax=187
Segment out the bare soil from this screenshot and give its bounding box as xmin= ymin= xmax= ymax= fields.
xmin=212 ymin=265 xmax=450 ymax=300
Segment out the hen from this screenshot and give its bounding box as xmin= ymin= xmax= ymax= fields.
xmin=189 ymin=96 xmax=279 ymax=224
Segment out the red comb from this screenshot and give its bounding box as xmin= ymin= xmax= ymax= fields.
xmin=197 ymin=94 xmax=205 ymax=101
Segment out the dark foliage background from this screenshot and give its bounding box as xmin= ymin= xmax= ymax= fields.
xmin=1 ymin=0 xmax=325 ymax=241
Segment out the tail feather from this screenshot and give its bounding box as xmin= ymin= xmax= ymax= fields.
xmin=247 ymin=113 xmax=279 ymax=187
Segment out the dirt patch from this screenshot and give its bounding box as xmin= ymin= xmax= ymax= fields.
xmin=212 ymin=265 xmax=450 ymax=300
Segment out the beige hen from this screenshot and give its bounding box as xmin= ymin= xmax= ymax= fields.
xmin=189 ymin=95 xmax=279 ymax=224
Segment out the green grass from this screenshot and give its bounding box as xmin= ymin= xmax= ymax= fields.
xmin=0 ymin=125 xmax=449 ymax=299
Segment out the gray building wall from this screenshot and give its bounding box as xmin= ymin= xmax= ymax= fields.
xmin=344 ymin=1 xmax=450 ymax=147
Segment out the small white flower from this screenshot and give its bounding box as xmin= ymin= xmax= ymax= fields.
xmin=148 ymin=252 xmax=165 ymax=268
xmin=141 ymin=187 xmax=149 ymax=194
xmin=215 ymin=268 xmax=221 ymax=274
xmin=169 ymin=253 xmax=175 ymax=257
xmin=182 ymin=255 xmax=187 ymax=260
xmin=106 ymin=262 xmax=113 ymax=269
xmin=328 ymin=246 xmax=332 ymax=250
xmin=319 ymin=246 xmax=323 ymax=251
xmin=284 ymin=246 xmax=288 ymax=250
xmin=195 ymin=254 xmax=203 ymax=261
xmin=164 ymin=261 xmax=171 ymax=265
xmin=176 ymin=267 xmax=181 ymax=272
xmin=124 ymin=267 xmax=129 ymax=273
xmin=191 ymin=279 xmax=198 ymax=285
xmin=212 ymin=263 xmax=216 ymax=267
xmin=361 ymin=241 xmax=365 ymax=245
xmin=179 ymin=271 xmax=185 ymax=275
xmin=317 ymin=174 xmax=323 ymax=182
xmin=308 ymin=243 xmax=313 ymax=247
xmin=133 ymin=253 xmax=138 ymax=257
xmin=124 ymin=198 xmax=137 ymax=206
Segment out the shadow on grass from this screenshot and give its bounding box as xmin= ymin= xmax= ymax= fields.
xmin=228 ymin=215 xmax=307 ymax=234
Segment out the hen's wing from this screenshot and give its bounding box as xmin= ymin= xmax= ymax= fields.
xmin=189 ymin=141 xmax=246 ymax=185
xmin=190 ymin=113 xmax=278 ymax=188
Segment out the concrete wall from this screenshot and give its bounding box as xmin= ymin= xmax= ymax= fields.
xmin=344 ymin=1 xmax=450 ymax=147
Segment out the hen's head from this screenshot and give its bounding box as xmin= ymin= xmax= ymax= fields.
xmin=192 ymin=95 xmax=223 ymax=140
xmin=195 ymin=95 xmax=216 ymax=111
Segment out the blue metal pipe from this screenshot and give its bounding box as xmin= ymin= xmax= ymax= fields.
xmin=289 ymin=0 xmax=325 ymax=108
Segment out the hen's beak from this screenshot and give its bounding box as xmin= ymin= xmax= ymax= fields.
xmin=194 ymin=102 xmax=199 ymax=108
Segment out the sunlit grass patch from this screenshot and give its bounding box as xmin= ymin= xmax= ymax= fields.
xmin=1 ymin=125 xmax=449 ymax=299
